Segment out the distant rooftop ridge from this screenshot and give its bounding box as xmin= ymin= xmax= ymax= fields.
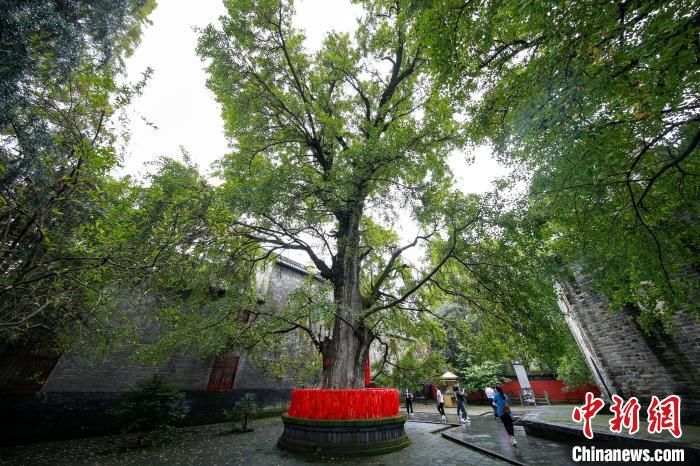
xmin=276 ymin=255 xmax=312 ymax=274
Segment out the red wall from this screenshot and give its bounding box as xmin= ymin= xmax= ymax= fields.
xmin=499 ymin=379 xmax=600 ymax=403
xmin=465 ymin=378 xmax=600 ymax=404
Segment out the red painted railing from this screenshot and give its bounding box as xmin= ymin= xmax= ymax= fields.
xmin=287 ymin=388 xmax=399 ymax=420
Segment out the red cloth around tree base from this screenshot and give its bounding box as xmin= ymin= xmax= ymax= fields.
xmin=287 ymin=388 xmax=399 ymax=420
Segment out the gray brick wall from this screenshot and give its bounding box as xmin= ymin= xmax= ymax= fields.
xmin=42 ymin=259 xmax=314 ymax=394
xmin=234 ymin=354 xmax=295 ymax=391
xmin=559 ymin=270 xmax=700 ymax=422
xmin=41 ymin=350 xmax=214 ymax=392
xmin=259 ymin=260 xmax=311 ymax=309
xmin=235 ymin=260 xmax=319 ymax=392
xmin=3 ymin=258 xmax=324 ymax=443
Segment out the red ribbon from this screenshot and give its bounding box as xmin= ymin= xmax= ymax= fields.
xmin=287 ymin=388 xmax=399 ymax=420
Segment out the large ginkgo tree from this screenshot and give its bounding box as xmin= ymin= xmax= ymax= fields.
xmin=197 ymin=0 xmax=480 ymax=388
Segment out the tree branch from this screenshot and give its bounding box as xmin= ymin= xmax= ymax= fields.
xmin=638 ymin=128 xmax=700 ymax=210
xmin=364 ymin=227 xmax=437 ymax=307
xmin=362 ymin=215 xmax=477 ymax=319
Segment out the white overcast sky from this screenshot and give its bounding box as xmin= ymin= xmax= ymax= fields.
xmin=119 ymin=0 xmax=506 ymax=184
xmin=117 ymin=0 xmax=508 ymax=262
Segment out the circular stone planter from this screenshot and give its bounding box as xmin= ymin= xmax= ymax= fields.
xmin=278 ymin=388 xmax=409 ymax=456
xmin=278 ymin=414 xmax=409 ymax=456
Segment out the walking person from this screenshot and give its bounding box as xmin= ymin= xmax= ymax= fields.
xmin=405 ymin=389 xmax=414 ymax=416
xmin=492 ymin=386 xmax=517 ymax=446
xmin=485 ymin=385 xmax=497 ymax=418
xmin=453 ymin=385 xmax=469 ymax=423
xmin=436 ymin=386 xmax=446 ymax=423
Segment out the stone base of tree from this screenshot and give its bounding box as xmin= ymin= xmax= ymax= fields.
xmin=277 ymin=414 xmax=409 ymax=457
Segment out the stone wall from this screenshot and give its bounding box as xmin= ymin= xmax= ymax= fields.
xmin=558 ymin=271 xmax=700 ymax=423
xmin=258 ymin=257 xmax=316 ymax=309
xmin=42 ymin=258 xmax=311 ymax=394
xmin=0 ymin=258 xmax=315 ymax=444
xmin=42 ymin=350 xmax=214 ymax=392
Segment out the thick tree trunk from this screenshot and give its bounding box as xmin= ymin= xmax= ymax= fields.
xmin=321 ymin=262 xmax=371 ymax=388
xmin=320 ymin=320 xmax=369 ymax=388
xmin=321 ymin=208 xmax=370 ymax=388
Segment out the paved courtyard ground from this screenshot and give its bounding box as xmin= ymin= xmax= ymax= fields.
xmin=1 ymin=417 xmax=508 ymax=465
xmin=4 ymin=404 xmax=694 ymax=465
xmin=443 ymin=415 xmax=576 ymax=465
xmin=409 ymin=401 xmax=498 ymax=417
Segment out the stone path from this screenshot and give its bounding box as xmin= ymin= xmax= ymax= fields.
xmin=442 ymin=416 xmax=576 ymax=466
xmin=0 ymin=417 xmax=508 ymax=465
xmin=405 ymin=401 xmax=504 ymax=426
xmin=407 ymin=411 xmax=463 ymax=426
xmin=406 ymin=409 xmax=525 ymax=426
xmin=406 ymin=409 xmax=578 ymax=465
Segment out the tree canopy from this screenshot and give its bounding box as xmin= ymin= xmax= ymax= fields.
xmin=194 ymin=0 xmax=586 ymax=387
xmin=0 ymin=0 xmax=156 ymax=339
xmin=420 ymin=0 xmax=700 ymax=329
xmin=10 ymin=0 xmax=691 ymax=392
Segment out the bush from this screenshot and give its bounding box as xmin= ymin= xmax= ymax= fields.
xmin=557 ymin=349 xmax=595 ymax=391
xmin=112 ymin=375 xmax=185 ymax=444
xmin=224 ymin=393 xmax=261 ymax=432
xmin=461 ymin=361 xmax=509 ymax=394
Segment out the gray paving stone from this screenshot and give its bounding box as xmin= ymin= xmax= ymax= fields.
xmin=443 ymin=416 xmax=576 ymax=465
xmin=1 ymin=417 xmax=508 ymax=465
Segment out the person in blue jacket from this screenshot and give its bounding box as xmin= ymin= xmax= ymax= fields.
xmin=492 ymin=386 xmax=517 ymax=446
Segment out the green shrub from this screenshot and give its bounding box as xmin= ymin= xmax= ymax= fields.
xmin=224 ymin=393 xmax=261 ymax=432
xmin=557 ymin=349 xmax=595 ymax=391
xmin=461 ymin=361 xmax=509 ymax=394
xmin=112 ymin=375 xmax=185 ymax=444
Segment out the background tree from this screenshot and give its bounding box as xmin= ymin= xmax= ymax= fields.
xmin=112 ymin=374 xmax=185 ymax=445
xmin=373 ymin=344 xmax=448 ymax=392
xmin=425 ymin=200 xmax=575 ymax=370
xmin=556 ymin=346 xmax=596 ymax=391
xmin=420 ymin=0 xmax=700 ymax=329
xmin=0 ymin=0 xmax=156 ymax=339
xmin=460 ymin=360 xmax=508 ymax=395
xmin=66 ymin=156 xmax=259 ymax=358
xmin=224 ymin=393 xmax=261 ymax=433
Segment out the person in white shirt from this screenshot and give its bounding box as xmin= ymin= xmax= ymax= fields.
xmin=436 ymin=386 xmax=446 ymax=422
xmin=485 ymin=386 xmax=497 ymax=418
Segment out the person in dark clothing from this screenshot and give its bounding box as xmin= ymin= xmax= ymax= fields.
xmin=492 ymin=386 xmax=517 ymax=446
xmin=405 ymin=389 xmax=414 ymax=414
xmin=453 ymin=385 xmax=469 ymax=422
